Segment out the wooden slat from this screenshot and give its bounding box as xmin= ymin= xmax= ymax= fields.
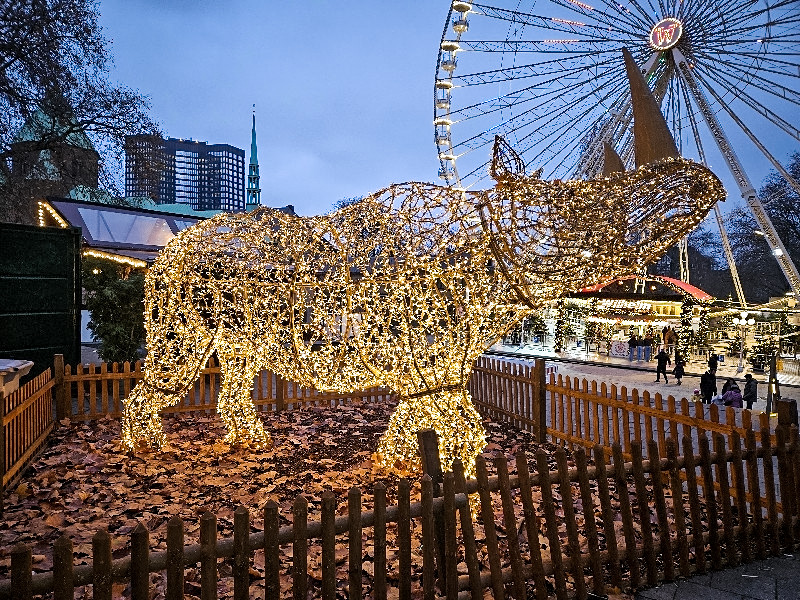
xmin=592 ymin=445 xmax=621 ymax=589
xmin=682 ymin=435 xmax=706 ymax=574
xmin=555 ymin=448 xmax=586 ymax=598
xmin=612 ymin=443 xmax=639 ymax=588
xmin=476 ymin=456 xmax=504 ymax=600
xmin=647 ymin=439 xmax=673 ymax=582
xmin=536 ymin=450 xmax=567 ymax=600
xmin=630 ymin=444 xmax=657 ymax=586
xmin=514 ymin=452 xmax=548 ymax=600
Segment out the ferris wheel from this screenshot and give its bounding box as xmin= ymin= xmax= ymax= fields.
xmin=433 ymin=0 xmax=800 ymax=300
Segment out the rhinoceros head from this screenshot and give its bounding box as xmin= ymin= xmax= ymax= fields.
xmin=479 ymin=49 xmax=725 ymax=309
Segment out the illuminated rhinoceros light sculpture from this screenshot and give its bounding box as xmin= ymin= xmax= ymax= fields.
xmin=121 ymin=50 xmax=725 ymax=476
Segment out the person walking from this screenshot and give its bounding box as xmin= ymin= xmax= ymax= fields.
xmin=673 ymin=352 xmax=685 ymax=385
xmin=708 ymin=351 xmax=719 ymax=372
xmin=655 ymin=348 xmax=671 ymax=383
xmin=743 ymin=373 xmax=758 ymax=410
xmin=700 ymin=368 xmax=717 ymax=403
xmin=628 ymin=333 xmax=637 ymax=362
xmin=642 ymin=332 xmax=653 ymax=362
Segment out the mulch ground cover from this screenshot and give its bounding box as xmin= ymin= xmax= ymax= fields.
xmin=1 ymin=400 xmax=599 ymax=599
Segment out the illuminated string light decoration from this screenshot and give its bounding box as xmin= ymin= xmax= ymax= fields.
xmin=122 ymin=52 xmax=725 ymax=477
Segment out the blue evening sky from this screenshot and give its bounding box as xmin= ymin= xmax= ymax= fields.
xmin=99 ymin=1 xmax=795 ymax=218
xmin=100 ymin=1 xmax=446 ymax=216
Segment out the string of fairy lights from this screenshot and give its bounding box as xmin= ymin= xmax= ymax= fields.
xmin=121 ymin=136 xmax=724 ymax=478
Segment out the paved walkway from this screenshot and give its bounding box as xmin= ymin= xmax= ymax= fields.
xmin=635 ymin=554 xmax=800 ymax=600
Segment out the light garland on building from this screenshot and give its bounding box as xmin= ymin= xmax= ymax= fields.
xmin=38 ymin=201 xmax=69 ymax=228
xmin=83 ymin=249 xmax=148 ymax=269
xmin=121 ymin=136 xmax=724 ymax=478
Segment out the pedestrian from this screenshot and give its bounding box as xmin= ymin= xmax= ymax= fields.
xmin=722 ymin=377 xmax=735 ymax=395
xmin=700 ymin=368 xmax=717 ymax=403
xmin=628 ymin=333 xmax=637 ymax=362
xmin=642 ymin=332 xmax=653 ymax=362
xmin=708 ymin=351 xmax=719 ymax=371
xmin=636 ymin=334 xmax=644 ymax=361
xmin=722 ymin=382 xmax=743 ymax=408
xmin=673 ymin=352 xmax=685 ymax=385
xmin=666 ymin=327 xmax=678 ymax=355
xmin=743 ymin=373 xmax=758 ymax=410
xmin=655 ymin=348 xmax=671 ymax=383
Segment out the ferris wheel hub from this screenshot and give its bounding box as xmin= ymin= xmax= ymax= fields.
xmin=649 ymin=18 xmax=684 ymax=51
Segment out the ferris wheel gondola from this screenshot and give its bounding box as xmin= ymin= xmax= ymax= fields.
xmin=433 ymin=0 xmax=800 ymax=300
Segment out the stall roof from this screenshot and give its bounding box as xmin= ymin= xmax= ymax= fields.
xmin=39 ymin=197 xmax=297 ymax=267
xmin=577 ymin=274 xmax=714 ymax=303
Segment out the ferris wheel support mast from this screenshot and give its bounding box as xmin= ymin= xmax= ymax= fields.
xmin=673 ymin=48 xmax=800 ymax=297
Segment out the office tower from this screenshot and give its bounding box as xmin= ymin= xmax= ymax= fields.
xmin=125 ymin=136 xmax=246 ymax=212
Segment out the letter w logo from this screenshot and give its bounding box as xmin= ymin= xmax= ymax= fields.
xmin=654 ymin=24 xmax=678 ymax=47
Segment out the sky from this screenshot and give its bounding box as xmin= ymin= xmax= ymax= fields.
xmin=98 ymin=1 xmax=798 ymax=220
xmin=99 ymin=1 xmax=447 ymax=216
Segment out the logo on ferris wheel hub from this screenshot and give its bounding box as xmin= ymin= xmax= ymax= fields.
xmin=649 ymin=18 xmax=683 ymax=51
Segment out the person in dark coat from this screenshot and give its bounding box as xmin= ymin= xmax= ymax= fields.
xmin=628 ymin=333 xmax=637 ymax=362
xmin=673 ymin=352 xmax=686 ymax=385
xmin=722 ymin=383 xmax=743 ymax=408
xmin=722 ymin=378 xmax=736 ymax=395
xmin=700 ymin=368 xmax=717 ymax=403
xmin=655 ymin=348 xmax=671 ymax=383
xmin=708 ymin=352 xmax=719 ymax=371
xmin=642 ymin=333 xmax=653 ymax=362
xmin=743 ymin=373 xmax=758 ymax=410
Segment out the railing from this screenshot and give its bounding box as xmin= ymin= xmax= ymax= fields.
xmin=2 ymin=427 xmax=799 ymax=600
xmin=1 ymin=370 xmax=54 ymax=505
xmin=54 ymin=355 xmax=393 ymax=421
xmin=470 ymin=356 xmax=783 ymax=459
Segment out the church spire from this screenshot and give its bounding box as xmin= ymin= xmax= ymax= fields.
xmin=246 ymin=105 xmax=261 ymax=211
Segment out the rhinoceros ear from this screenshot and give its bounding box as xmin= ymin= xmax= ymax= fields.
xmin=603 ymin=142 xmax=626 ymax=175
xmin=490 ymin=135 xmax=527 ymax=181
xmin=622 ymin=47 xmax=680 ymax=168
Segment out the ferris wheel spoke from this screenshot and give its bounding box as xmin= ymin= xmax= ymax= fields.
xmin=696 ymin=52 xmax=800 ymax=105
xmin=695 ymin=65 xmax=800 ymax=141
xmin=450 ymin=51 xmax=618 ymax=87
xmin=548 ymin=0 xmax=647 ymax=34
xmin=707 ymin=51 xmax=800 ymax=80
xmin=694 ymin=70 xmax=800 ymax=199
xmin=450 ymin=62 xmax=617 ymax=122
xmin=451 ymin=62 xmax=614 ymax=122
xmin=695 ymin=53 xmax=800 ymax=108
xmin=469 ymin=2 xmax=636 ymax=37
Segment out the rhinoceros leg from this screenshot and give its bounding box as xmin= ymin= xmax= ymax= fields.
xmin=120 ymin=382 xmax=175 ymax=451
xmin=375 ymin=386 xmax=486 ymax=480
xmin=216 ymin=345 xmax=270 ymax=447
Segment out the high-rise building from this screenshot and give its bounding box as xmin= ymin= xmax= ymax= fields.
xmin=125 ymin=136 xmax=246 ymax=212
xmin=246 ymin=110 xmax=261 ymax=211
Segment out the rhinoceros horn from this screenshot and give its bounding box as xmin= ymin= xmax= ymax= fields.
xmin=622 ymin=47 xmax=680 ymax=168
xmin=602 ymin=141 xmax=626 ymax=175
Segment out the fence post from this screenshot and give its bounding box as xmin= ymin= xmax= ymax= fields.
xmin=276 ymin=374 xmax=286 ymax=412
xmin=54 ymin=354 xmax=67 ymax=420
xmin=1 ymin=390 xmax=5 ymax=517
xmin=532 ymin=359 xmax=548 ymax=443
xmin=776 ymin=398 xmax=798 ymax=438
xmin=416 ymin=429 xmax=447 ymax=595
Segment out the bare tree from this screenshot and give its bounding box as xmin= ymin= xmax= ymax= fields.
xmin=724 ymin=152 xmax=800 ymax=303
xmin=0 ymin=0 xmax=161 ymax=223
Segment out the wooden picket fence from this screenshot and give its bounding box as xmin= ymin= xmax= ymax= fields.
xmin=0 ymin=370 xmax=54 ymax=499
xmin=470 ymin=356 xmax=789 ymax=460
xmin=3 ymin=424 xmax=800 ymax=600
xmin=52 ymin=355 xmax=393 ymax=422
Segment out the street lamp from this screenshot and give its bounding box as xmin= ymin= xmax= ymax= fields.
xmin=732 ymin=311 xmax=755 ymax=373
